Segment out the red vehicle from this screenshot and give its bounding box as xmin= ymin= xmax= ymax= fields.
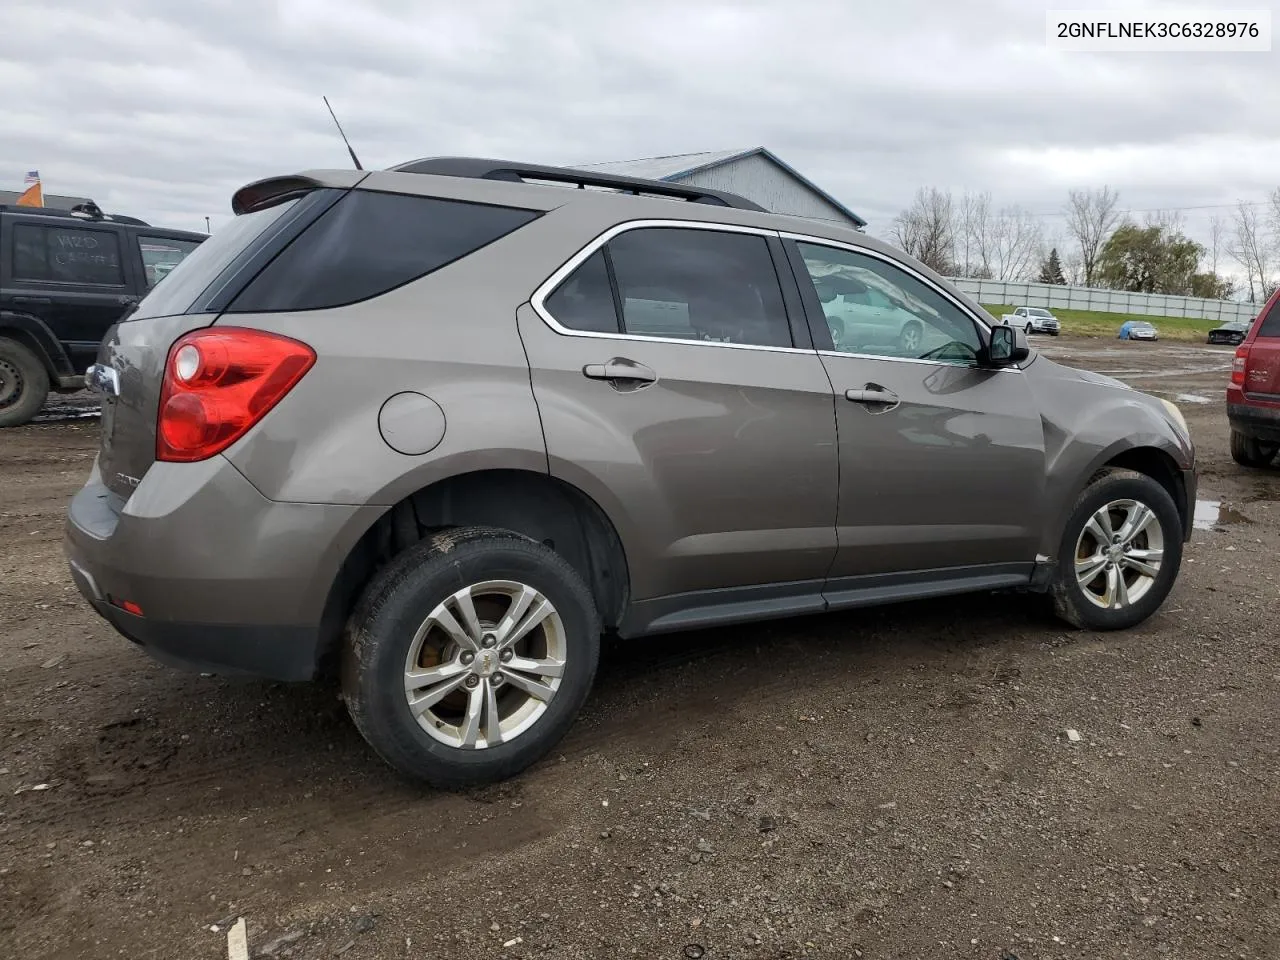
xmin=1228 ymin=289 xmax=1280 ymax=468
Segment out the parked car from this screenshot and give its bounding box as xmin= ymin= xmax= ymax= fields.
xmin=0 ymin=202 xmax=204 ymax=426
xmin=1119 ymin=320 xmax=1159 ymax=341
xmin=1227 ymin=289 xmax=1280 ymax=468
xmin=1207 ymin=320 xmax=1251 ymax=346
xmin=1001 ymin=306 xmax=1061 ymax=336
xmin=64 ymin=158 xmax=1197 ymax=788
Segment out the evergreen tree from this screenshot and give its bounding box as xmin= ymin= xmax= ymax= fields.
xmin=1037 ymin=248 xmax=1066 ymax=285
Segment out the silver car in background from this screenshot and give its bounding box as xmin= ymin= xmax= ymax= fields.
xmin=1001 ymin=306 xmax=1061 ymax=336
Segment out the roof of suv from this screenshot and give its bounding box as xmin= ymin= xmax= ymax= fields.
xmin=0 ymin=203 xmax=206 ymax=240
xmin=233 ymin=156 xmax=883 ymax=256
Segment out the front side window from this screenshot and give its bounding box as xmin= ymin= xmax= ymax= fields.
xmin=795 ymin=241 xmax=983 ymax=364
xmin=137 ymin=236 xmax=202 ymax=288
xmin=544 ymin=226 xmax=793 ymax=349
xmin=12 ymin=224 xmax=124 ymax=286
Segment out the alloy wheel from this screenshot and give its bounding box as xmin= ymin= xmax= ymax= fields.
xmin=1074 ymin=498 xmax=1165 ymax=609
xmin=402 ymin=580 xmax=566 ymax=749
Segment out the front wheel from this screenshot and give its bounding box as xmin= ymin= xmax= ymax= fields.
xmin=343 ymin=526 xmax=601 ymax=788
xmin=898 ymin=321 xmax=923 ymax=354
xmin=1231 ymin=429 xmax=1278 ymax=468
xmin=1050 ymin=469 xmax=1183 ymax=630
xmin=1025 ymin=324 xmax=1033 ymax=335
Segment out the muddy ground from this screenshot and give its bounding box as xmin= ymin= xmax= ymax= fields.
xmin=2 ymin=339 xmax=1277 ymax=960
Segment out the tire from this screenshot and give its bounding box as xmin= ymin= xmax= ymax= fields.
xmin=1231 ymin=429 xmax=1278 ymax=468
xmin=342 ymin=525 xmax=601 ymax=789
xmin=1050 ymin=469 xmax=1183 ymax=631
xmin=1025 ymin=324 xmax=1033 ymax=335
xmin=898 ymin=321 xmax=923 ymax=354
xmin=0 ymin=336 xmax=50 ymax=428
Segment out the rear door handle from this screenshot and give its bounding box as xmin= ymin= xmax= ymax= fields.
xmin=583 ymin=358 xmax=657 ymax=385
xmin=11 ymin=295 xmax=52 ymax=304
xmin=845 ymin=384 xmax=900 ymax=411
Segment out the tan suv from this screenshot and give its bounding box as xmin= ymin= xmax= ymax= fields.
xmin=64 ymin=158 xmax=1196 ymax=787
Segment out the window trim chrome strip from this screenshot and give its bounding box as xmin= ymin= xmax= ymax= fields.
xmin=528 ymin=217 xmax=1024 ymax=372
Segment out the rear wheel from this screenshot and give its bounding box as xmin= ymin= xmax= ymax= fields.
xmin=342 ymin=526 xmax=600 ymax=788
xmin=1051 ymin=469 xmax=1182 ymax=630
xmin=0 ymin=337 xmax=50 ymax=428
xmin=1231 ymin=430 xmax=1278 ymax=468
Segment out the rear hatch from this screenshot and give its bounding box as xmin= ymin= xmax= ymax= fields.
xmin=93 ymin=185 xmax=346 ymax=500
xmin=1243 ymin=295 xmax=1280 ymax=403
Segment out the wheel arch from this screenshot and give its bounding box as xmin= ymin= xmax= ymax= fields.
xmin=0 ymin=310 xmax=74 ymax=379
xmin=314 ymin=468 xmax=631 ymax=673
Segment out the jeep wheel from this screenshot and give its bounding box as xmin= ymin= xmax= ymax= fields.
xmin=898 ymin=321 xmax=923 ymax=354
xmin=1050 ymin=469 xmax=1182 ymax=631
xmin=1230 ymin=429 xmax=1278 ymax=468
xmin=0 ymin=337 xmax=50 ymax=428
xmin=343 ymin=526 xmax=600 ymax=788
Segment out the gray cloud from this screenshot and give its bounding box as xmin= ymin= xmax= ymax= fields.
xmin=2 ymin=0 xmax=1276 ymax=256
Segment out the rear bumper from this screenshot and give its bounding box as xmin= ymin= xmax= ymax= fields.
xmin=1228 ymin=401 xmax=1280 ymax=443
xmin=64 ymin=455 xmax=380 ymax=681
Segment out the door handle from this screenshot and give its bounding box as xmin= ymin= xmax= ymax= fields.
xmin=11 ymin=295 xmax=52 ymax=304
xmin=845 ymin=384 xmax=900 ymax=411
xmin=583 ymin=358 xmax=657 ymax=385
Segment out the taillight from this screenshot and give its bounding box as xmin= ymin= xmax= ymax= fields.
xmin=1231 ymin=345 xmax=1249 ymax=386
xmin=156 ymin=327 xmax=315 ymax=462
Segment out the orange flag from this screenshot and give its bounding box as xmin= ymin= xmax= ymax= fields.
xmin=16 ymin=170 xmax=43 ymax=207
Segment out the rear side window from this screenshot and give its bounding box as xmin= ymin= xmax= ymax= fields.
xmin=1257 ymin=298 xmax=1280 ymax=338
xmin=137 ymin=236 xmax=202 ymax=288
xmin=544 ymin=226 xmax=794 ymax=349
xmin=12 ymin=224 xmax=124 ymax=286
xmin=226 ymin=191 xmax=539 ymax=313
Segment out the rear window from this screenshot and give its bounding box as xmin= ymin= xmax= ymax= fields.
xmin=225 ymin=190 xmax=539 ymax=313
xmin=130 ymin=197 xmax=305 ymax=320
xmin=1257 ymin=297 xmax=1280 ymax=338
xmin=12 ymin=223 xmax=124 ymax=286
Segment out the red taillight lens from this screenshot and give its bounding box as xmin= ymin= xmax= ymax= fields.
xmin=1231 ymin=345 xmax=1249 ymax=386
xmin=156 ymin=327 xmax=315 ymax=462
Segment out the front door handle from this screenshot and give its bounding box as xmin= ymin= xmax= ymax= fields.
xmin=11 ymin=295 xmax=52 ymax=304
xmin=845 ymin=384 xmax=900 ymax=411
xmin=583 ymin=358 xmax=658 ymax=387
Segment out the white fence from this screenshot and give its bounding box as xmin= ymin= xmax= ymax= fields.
xmin=948 ymin=278 xmax=1259 ymax=324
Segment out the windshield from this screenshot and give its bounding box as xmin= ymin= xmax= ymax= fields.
xmin=129 ymin=198 xmax=301 ymax=320
xmin=1027 ymin=308 xmax=1053 ymax=318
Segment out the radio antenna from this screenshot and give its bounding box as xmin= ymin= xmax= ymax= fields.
xmin=323 ymin=96 xmax=364 ymax=170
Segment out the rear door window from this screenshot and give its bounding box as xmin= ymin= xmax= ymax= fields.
xmin=137 ymin=236 xmax=202 ymax=288
xmin=226 ymin=191 xmax=539 ymax=313
xmin=12 ymin=223 xmax=125 ymax=286
xmin=543 ymin=226 xmax=794 ymax=349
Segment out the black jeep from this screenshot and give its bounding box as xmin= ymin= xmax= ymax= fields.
xmin=0 ymin=202 xmax=205 ymax=426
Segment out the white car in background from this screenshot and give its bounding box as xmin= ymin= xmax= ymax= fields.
xmin=1000 ymin=306 xmax=1061 ymax=336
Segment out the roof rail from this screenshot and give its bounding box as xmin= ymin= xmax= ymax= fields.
xmin=0 ymin=203 xmax=150 ymax=227
xmin=386 ymin=156 xmax=768 ymax=212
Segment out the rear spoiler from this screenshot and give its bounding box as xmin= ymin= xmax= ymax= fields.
xmin=230 ymin=170 xmax=368 ymax=216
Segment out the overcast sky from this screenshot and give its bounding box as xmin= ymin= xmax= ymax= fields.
xmin=3 ymin=0 xmax=1277 ymax=266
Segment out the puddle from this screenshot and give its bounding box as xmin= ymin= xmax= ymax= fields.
xmin=1174 ymin=393 xmax=1212 ymax=404
xmin=1193 ymin=499 xmax=1252 ymax=530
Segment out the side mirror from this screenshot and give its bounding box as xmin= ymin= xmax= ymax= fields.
xmin=987 ymin=324 xmax=1030 ymax=367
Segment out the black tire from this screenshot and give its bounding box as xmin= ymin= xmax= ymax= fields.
xmin=342 ymin=526 xmax=601 ymax=789
xmin=1050 ymin=469 xmax=1183 ymax=631
xmin=0 ymin=336 xmax=50 ymax=428
xmin=1230 ymin=429 xmax=1278 ymax=468
xmin=1025 ymin=324 xmax=1033 ymax=335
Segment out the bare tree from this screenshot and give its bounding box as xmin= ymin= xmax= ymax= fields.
xmin=955 ymin=191 xmax=991 ymax=278
xmin=1228 ymin=200 xmax=1275 ymax=303
xmin=986 ymin=205 xmax=1044 ymax=280
xmin=1208 ymin=214 xmax=1227 ymax=275
xmin=1064 ymin=186 xmax=1121 ymax=286
xmin=889 ymin=187 xmax=956 ymax=275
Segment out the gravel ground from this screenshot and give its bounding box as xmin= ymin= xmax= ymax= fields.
xmin=1 ymin=338 xmax=1278 ymax=960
